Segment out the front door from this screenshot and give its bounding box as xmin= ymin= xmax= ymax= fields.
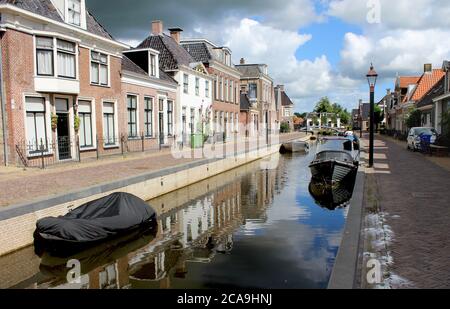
xmin=56 ymin=98 xmax=72 ymax=160
xmin=159 ymin=112 xmax=164 ymax=145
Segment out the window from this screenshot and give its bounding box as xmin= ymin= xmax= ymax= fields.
xmin=150 ymin=54 xmax=157 ymax=77
xmin=103 ymin=102 xmax=115 ymax=146
xmin=127 ymin=95 xmax=138 ymax=138
xmin=221 ymin=77 xmax=224 ymax=101
xmin=230 ymin=81 xmax=233 ymax=103
xmin=68 ymin=0 xmax=81 ymax=26
xmin=190 ymin=108 xmax=195 ymax=134
xmin=225 ymin=79 xmax=228 ymax=102
xmin=36 ymin=37 xmax=54 ymax=76
xmin=249 ymin=83 xmax=257 ymax=99
xmin=144 ymin=97 xmax=153 ymax=137
xmin=205 ymin=80 xmax=210 ymax=98
xmin=214 ymin=76 xmax=218 ymax=100
xmin=26 ymin=97 xmax=48 ymax=152
xmin=183 ymin=74 xmax=189 ymax=94
xmin=91 ymin=51 xmax=108 ymax=86
xmin=78 ymin=101 xmax=93 ymax=148
xmin=57 ymin=40 xmax=76 ymax=78
xmin=195 ymin=77 xmax=200 ymax=96
xmin=167 ymin=101 xmax=173 ymax=136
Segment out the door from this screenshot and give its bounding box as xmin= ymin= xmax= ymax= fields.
xmin=56 ymin=98 xmax=72 ymax=160
xmin=159 ymin=112 xmax=164 ymax=145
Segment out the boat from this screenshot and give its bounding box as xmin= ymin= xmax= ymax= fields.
xmin=34 ymin=192 xmax=157 ymax=256
xmin=309 ymin=137 xmax=360 ymax=184
xmin=281 ymin=140 xmax=309 ymax=153
xmin=308 ymin=175 xmax=356 ymax=210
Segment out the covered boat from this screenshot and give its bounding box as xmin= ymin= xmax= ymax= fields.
xmin=309 ymin=137 xmax=360 ymax=184
xmin=34 ymin=192 xmax=157 ymax=255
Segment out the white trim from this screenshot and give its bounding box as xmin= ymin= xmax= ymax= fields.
xmin=121 ymin=75 xmax=177 ymax=92
xmin=101 ymin=99 xmax=119 ymax=147
xmin=433 ymin=92 xmax=450 ymax=102
xmin=0 ymin=4 xmax=129 ymax=49
xmin=76 ymin=97 xmax=97 ymax=150
xmin=53 ymin=94 xmax=76 ymax=161
xmin=89 ymin=49 xmax=111 ymax=87
xmin=143 ymin=96 xmax=155 ymax=138
xmin=126 ymin=93 xmax=140 ymax=138
xmin=124 ymin=48 xmax=160 ymax=55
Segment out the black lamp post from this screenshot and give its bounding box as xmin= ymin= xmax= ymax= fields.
xmin=366 ymin=63 xmax=378 ymax=168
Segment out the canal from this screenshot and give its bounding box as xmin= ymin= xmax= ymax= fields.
xmin=0 ymin=148 xmax=354 ymax=289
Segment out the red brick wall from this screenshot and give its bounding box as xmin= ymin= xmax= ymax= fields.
xmin=1 ymin=29 xmax=35 ymax=164
xmin=208 ymin=67 xmax=240 ymax=115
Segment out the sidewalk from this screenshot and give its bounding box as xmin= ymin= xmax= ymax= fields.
xmin=0 ymin=132 xmax=305 ymax=207
xmin=360 ymin=134 xmax=450 ymax=288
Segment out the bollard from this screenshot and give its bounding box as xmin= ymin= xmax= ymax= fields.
xmin=39 ymin=139 xmax=45 ymax=169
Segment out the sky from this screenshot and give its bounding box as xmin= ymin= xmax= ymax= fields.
xmin=87 ymin=0 xmax=450 ymax=113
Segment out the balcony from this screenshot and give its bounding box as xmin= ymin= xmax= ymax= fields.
xmin=35 ymin=76 xmax=80 ymax=94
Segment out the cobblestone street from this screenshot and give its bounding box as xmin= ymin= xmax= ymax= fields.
xmin=362 ymin=135 xmax=450 ymax=288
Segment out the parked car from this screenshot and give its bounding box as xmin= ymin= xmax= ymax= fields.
xmin=407 ymin=127 xmax=438 ymax=151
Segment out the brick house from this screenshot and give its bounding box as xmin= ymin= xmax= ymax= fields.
xmin=0 ymin=1 xmax=179 ymax=166
xmin=430 ymin=61 xmax=450 ymax=135
xmin=236 ymin=59 xmax=277 ymax=137
xmin=181 ymin=38 xmax=241 ymax=141
xmin=128 ymin=21 xmax=213 ymax=145
xmin=274 ymin=85 xmax=295 ymax=131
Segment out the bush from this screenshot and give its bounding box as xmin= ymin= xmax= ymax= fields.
xmin=280 ymin=122 xmax=290 ymax=133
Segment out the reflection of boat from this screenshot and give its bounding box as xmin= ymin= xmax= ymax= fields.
xmin=281 ymin=140 xmax=309 ymax=153
xmin=39 ymin=227 xmax=157 ymax=279
xmin=309 ymin=137 xmax=359 ymax=184
xmin=308 ymin=177 xmax=356 ymax=210
xmin=34 ymin=192 xmax=157 ymax=256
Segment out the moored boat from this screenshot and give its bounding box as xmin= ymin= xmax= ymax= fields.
xmin=281 ymin=140 xmax=309 ymax=153
xmin=309 ymin=137 xmax=359 ymax=184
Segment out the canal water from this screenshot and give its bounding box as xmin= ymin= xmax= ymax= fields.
xmin=0 ymin=149 xmax=353 ymax=289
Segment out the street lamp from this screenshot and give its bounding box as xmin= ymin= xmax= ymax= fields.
xmin=366 ymin=63 xmax=378 ymax=168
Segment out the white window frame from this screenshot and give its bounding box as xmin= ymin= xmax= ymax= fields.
xmin=102 ymin=100 xmax=119 ymax=148
xmin=205 ymin=80 xmax=210 ymax=98
xmin=149 ymin=53 xmax=159 ymax=78
xmin=144 ymin=96 xmax=154 ymax=138
xmin=67 ymin=0 xmax=81 ymax=26
xmin=183 ymin=74 xmax=189 ymax=94
xmin=127 ymin=94 xmax=139 ymax=139
xmin=195 ymin=77 xmax=200 ymax=96
xmin=90 ymin=50 xmax=110 ymax=87
xmin=77 ymin=97 xmax=97 ymax=151
xmin=23 ymin=94 xmax=52 ymax=156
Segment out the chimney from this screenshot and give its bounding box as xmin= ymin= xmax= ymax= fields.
xmin=424 ymin=63 xmax=432 ymax=74
xmin=152 ymin=20 xmax=163 ymax=35
xmin=240 ymin=58 xmax=245 ymax=65
xmin=277 ymin=85 xmax=285 ymax=92
xmin=386 ymin=88 xmax=391 ymax=95
xmin=168 ymin=28 xmax=183 ymax=44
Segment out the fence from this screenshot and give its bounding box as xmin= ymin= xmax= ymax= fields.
xmin=15 ymin=133 xmax=178 ymax=169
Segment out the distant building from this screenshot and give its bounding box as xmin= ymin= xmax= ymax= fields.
xmin=275 ymin=85 xmax=295 ymax=131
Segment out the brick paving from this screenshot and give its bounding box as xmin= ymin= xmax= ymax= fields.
xmin=363 ymin=135 xmax=450 ymax=288
xmin=0 ymin=133 xmax=305 ymax=207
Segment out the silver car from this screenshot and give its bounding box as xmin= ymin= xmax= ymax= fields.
xmin=407 ymin=127 xmax=437 ymax=151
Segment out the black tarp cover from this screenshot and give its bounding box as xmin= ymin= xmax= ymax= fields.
xmin=35 ymin=192 xmax=156 ymax=244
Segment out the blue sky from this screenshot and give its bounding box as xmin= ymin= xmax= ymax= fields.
xmin=88 ymin=0 xmax=450 ymax=113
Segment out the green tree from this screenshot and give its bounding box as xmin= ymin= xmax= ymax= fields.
xmin=406 ymin=109 xmax=422 ymax=129
xmin=314 ymin=97 xmax=333 ymax=113
xmin=374 ymin=105 xmax=384 ymax=130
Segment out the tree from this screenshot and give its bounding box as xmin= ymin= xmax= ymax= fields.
xmin=295 ymin=112 xmax=307 ymax=119
xmin=314 ymin=97 xmax=333 ymax=113
xmin=406 ymin=109 xmax=422 ymax=129
xmin=374 ymin=105 xmax=384 ymax=130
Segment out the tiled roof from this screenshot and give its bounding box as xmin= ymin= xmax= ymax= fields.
xmin=121 ymin=55 xmax=178 ymax=85
xmin=417 ymin=76 xmax=445 ymax=109
xmin=399 ymin=76 xmax=420 ymax=89
xmin=235 ymin=64 xmax=264 ymax=78
xmin=135 ymin=34 xmax=195 ymax=71
xmin=411 ymin=69 xmax=445 ymax=102
xmin=182 ymin=42 xmax=211 ymax=63
xmin=275 ymin=90 xmax=294 ymax=107
xmin=0 ymin=0 xmax=114 ymax=40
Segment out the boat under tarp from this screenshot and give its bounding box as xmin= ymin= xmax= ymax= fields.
xmin=34 ymin=192 xmax=157 ymax=256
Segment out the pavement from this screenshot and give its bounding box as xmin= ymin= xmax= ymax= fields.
xmin=360 ymin=134 xmax=450 ymax=289
xmin=0 ymin=132 xmax=305 ymax=208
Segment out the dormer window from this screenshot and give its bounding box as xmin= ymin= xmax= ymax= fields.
xmin=68 ymin=0 xmax=81 ymax=26
xmin=150 ymin=53 xmax=157 ymax=77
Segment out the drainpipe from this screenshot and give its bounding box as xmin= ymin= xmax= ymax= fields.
xmin=0 ymin=31 xmax=8 ymax=166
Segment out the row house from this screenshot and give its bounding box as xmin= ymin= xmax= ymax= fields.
xmin=0 ymin=0 xmax=179 ymax=166
xmin=236 ymin=59 xmax=277 ymax=137
xmin=181 ymin=38 xmax=241 ymax=141
xmin=128 ymin=21 xmax=213 ymax=145
xmin=389 ymin=64 xmax=444 ymax=133
xmin=274 ymin=85 xmax=294 ymax=131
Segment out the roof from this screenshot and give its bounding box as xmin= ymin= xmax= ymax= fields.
xmin=121 ymin=55 xmax=178 ymax=84
xmin=275 ymin=89 xmax=294 ymax=107
xmin=361 ymin=103 xmax=370 ymax=120
xmin=182 ymin=42 xmax=212 ymax=63
xmin=410 ymin=69 xmax=445 ymax=102
xmin=240 ymin=93 xmax=251 ymax=111
xmin=235 ymin=64 xmax=269 ymax=79
xmin=398 ymin=76 xmax=420 ymax=89
xmin=416 ymin=76 xmax=445 ymax=109
xmin=0 ymin=0 xmax=114 ymax=40
xmin=135 ymin=34 xmax=195 ymax=71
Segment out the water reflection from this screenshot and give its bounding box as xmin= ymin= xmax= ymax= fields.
xmin=308 ymin=174 xmax=357 ymax=211
xmin=0 ymin=149 xmax=353 ymax=289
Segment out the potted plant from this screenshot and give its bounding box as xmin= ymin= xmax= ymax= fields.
xmin=51 ymin=113 xmax=58 ymax=131
xmin=74 ymin=115 xmax=80 ymax=132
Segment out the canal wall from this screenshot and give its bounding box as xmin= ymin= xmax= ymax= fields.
xmin=0 ymin=139 xmax=306 ymax=256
